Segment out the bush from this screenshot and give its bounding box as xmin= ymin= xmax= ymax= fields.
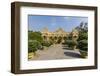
xmin=78 ymin=40 xmax=88 ymax=51
xmin=28 ymin=40 xmax=41 ymax=53
xmin=75 ymin=22 xmax=88 ymax=58
xmin=79 ymin=50 xmax=87 ymax=58
xmin=78 ymin=40 xmax=88 ymax=58
xmin=65 ymin=40 xmax=77 ymax=49
xmin=42 ymin=41 xmax=52 ymax=47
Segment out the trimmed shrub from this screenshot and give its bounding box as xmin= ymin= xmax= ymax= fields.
xmin=78 ymin=40 xmax=88 ymax=51
xmin=65 ymin=40 xmax=77 ymax=49
xmin=28 ymin=40 xmax=41 ymax=53
xmin=42 ymin=41 xmax=52 ymax=47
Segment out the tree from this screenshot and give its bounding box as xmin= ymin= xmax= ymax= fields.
xmin=28 ymin=31 xmax=43 ymax=44
xmin=75 ymin=22 xmax=88 ymax=57
xmin=77 ymin=32 xmax=88 ymax=41
xmin=28 ymin=31 xmax=44 ymax=55
xmin=75 ymin=22 xmax=88 ymax=42
xmin=75 ymin=22 xmax=88 ymax=33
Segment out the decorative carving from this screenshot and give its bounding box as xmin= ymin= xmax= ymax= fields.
xmin=41 ymin=27 xmax=79 ymax=43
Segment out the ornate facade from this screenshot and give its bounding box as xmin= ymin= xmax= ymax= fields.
xmin=41 ymin=27 xmax=79 ymax=44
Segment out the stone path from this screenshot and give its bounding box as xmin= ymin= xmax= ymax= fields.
xmin=30 ymin=44 xmax=81 ymax=60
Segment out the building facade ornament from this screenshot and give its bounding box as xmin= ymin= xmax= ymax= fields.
xmin=41 ymin=27 xmax=79 ymax=43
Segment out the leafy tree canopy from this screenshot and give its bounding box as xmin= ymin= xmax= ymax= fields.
xmin=28 ymin=31 xmax=43 ymax=44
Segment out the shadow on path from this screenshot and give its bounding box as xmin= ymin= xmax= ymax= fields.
xmin=64 ymin=51 xmax=81 ymax=58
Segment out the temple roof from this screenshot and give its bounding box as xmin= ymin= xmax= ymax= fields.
xmin=55 ymin=28 xmax=66 ymax=34
xmin=41 ymin=27 xmax=67 ymax=34
xmin=42 ymin=27 xmax=49 ymax=33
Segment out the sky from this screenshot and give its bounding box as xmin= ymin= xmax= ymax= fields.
xmin=28 ymin=15 xmax=88 ymax=32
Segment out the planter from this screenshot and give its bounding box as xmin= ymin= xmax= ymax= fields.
xmin=79 ymin=50 xmax=87 ymax=58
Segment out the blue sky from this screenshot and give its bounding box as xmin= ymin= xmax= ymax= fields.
xmin=28 ymin=15 xmax=88 ymax=32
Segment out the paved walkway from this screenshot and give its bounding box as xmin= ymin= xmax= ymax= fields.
xmin=31 ymin=44 xmax=81 ymax=60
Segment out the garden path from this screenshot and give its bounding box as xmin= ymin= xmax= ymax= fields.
xmin=31 ymin=44 xmax=81 ymax=60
